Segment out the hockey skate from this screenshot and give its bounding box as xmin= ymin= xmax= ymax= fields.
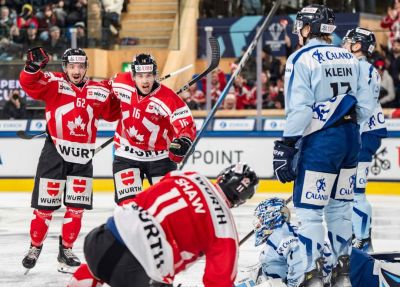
xmin=331 ymin=255 xmax=351 ymax=287
xmin=299 ymin=257 xmax=325 ymax=287
xmin=57 ymin=236 xmax=81 ymax=274
xmin=22 ymin=244 xmax=43 ymax=274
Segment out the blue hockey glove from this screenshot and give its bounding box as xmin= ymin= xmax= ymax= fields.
xmin=273 ymin=139 xmax=299 ymax=183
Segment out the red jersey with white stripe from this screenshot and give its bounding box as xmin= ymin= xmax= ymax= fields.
xmin=19 ymin=69 xmax=120 ymax=164
xmin=111 ymin=72 xmax=196 ymax=161
xmin=113 ymin=171 xmax=238 ymax=286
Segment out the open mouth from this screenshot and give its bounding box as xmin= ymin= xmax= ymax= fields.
xmin=72 ymin=75 xmax=81 ymax=81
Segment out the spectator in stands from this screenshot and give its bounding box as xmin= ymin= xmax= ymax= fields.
xmin=242 ymin=0 xmax=262 ymax=15
xmin=381 ymin=1 xmax=400 ymax=48
xmin=263 ymin=76 xmax=284 ymax=109
xmin=16 ymin=4 xmax=39 ymax=30
xmin=17 ymin=23 xmax=42 ymax=52
xmin=222 ymin=92 xmax=237 ymax=110
xmin=375 ymin=59 xmax=397 ymax=107
xmin=38 ymin=4 xmax=60 ymax=41
xmin=179 ymin=91 xmax=200 ymax=110
xmin=52 ymin=0 xmax=67 ymax=27
xmin=2 ymin=89 xmax=26 ymax=119
xmin=74 ymin=21 xmax=87 ymax=48
xmin=232 ymin=74 xmax=252 ymax=109
xmin=66 ymin=0 xmax=87 ymax=25
xmin=101 ymin=0 xmax=123 ymax=49
xmin=386 ymin=38 xmax=400 ymax=95
xmin=87 ymin=1 xmax=102 ymax=47
xmin=0 ymin=6 xmax=13 ymax=39
xmin=188 ymin=83 xmax=206 ymax=109
xmin=43 ymin=25 xmax=67 ymax=59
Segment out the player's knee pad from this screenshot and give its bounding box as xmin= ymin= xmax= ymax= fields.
xmin=62 ymin=207 xmax=84 ymax=247
xmin=114 ymin=168 xmax=143 ymax=203
xmin=30 ymin=209 xmax=54 ymax=246
xmin=65 ymin=176 xmax=93 ymax=208
xmin=67 ymin=263 xmax=103 ymax=287
xmin=35 ymin=178 xmax=65 ymax=209
xmin=333 ymin=167 xmax=356 ymax=201
xmin=356 ymin=162 xmax=370 ymax=190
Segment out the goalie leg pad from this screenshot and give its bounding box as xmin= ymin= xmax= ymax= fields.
xmin=62 ymin=207 xmax=84 ymax=248
xmin=30 ymin=209 xmax=54 ymax=246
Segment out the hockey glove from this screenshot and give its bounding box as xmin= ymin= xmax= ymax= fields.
xmin=273 ymin=139 xmax=299 ymax=183
xmin=168 ymin=136 xmax=192 ymax=163
xmin=25 ymin=47 xmax=49 ymax=73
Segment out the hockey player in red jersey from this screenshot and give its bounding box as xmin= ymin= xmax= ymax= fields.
xmin=68 ymin=163 xmax=259 ymax=287
xmin=110 ymin=53 xmax=196 ymax=205
xmin=19 ymin=47 xmax=120 ymax=273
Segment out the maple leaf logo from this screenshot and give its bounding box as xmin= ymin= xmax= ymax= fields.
xmin=67 ymin=116 xmax=86 ymax=136
xmin=128 ymin=125 xmax=144 ymax=142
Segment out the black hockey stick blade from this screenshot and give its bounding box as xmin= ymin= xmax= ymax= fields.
xmin=239 ymin=229 xmax=255 ymax=246
xmin=16 ymin=130 xmax=46 ymax=140
xmin=176 ymin=37 xmax=220 ymax=95
xmin=94 ymin=136 xmax=114 ymax=155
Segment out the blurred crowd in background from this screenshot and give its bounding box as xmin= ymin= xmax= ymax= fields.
xmin=1 ymin=0 xmax=400 ymax=119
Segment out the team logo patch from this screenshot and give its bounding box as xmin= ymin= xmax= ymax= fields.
xmin=38 ymin=178 xmax=65 ymax=207
xmin=47 ymin=181 xmax=61 ymax=196
xmin=300 ymin=170 xmax=337 ymax=206
xmin=65 ymin=176 xmax=92 ymax=206
xmin=114 ymin=168 xmax=142 ymax=200
xmin=312 ymin=49 xmax=325 ymax=64
xmin=334 ymin=168 xmax=356 ymax=200
xmin=72 ymin=178 xmax=87 ymax=193
xmin=67 ymin=116 xmax=87 ymax=136
xmin=121 ymin=170 xmax=135 ymax=186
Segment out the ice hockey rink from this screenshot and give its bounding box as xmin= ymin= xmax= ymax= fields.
xmin=0 ymin=192 xmax=399 ymax=287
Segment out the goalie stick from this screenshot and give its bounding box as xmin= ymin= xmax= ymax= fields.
xmin=179 ymin=0 xmax=283 ymax=169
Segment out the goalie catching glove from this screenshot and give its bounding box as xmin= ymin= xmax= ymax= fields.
xmin=168 ymin=136 xmax=192 ymax=163
xmin=25 ymin=47 xmax=49 ymax=73
xmin=273 ymin=137 xmax=300 ymax=183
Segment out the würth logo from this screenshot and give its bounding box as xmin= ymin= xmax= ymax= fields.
xmin=47 ymin=182 xmax=60 ymax=196
xmin=73 ymin=179 xmax=86 ymax=193
xmin=121 ymin=171 xmax=134 ymax=186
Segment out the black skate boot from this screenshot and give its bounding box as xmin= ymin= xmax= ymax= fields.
xmin=57 ymin=236 xmax=81 ymax=274
xmin=299 ymin=257 xmax=325 ymax=287
xmin=22 ymin=244 xmax=43 ymax=272
xmin=331 ymin=255 xmax=351 ymax=287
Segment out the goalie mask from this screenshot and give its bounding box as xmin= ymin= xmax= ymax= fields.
xmin=216 ymin=163 xmax=259 ymax=207
xmin=253 ymin=197 xmax=291 ymax=246
xmin=293 ymin=4 xmax=336 ymax=37
xmin=342 ymin=27 xmax=376 ymax=57
xmin=131 ymin=53 xmax=157 ymax=76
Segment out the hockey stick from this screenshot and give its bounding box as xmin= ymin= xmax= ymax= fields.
xmin=179 ymin=0 xmax=283 ymax=169
xmin=159 ymin=64 xmax=193 ymax=82
xmin=176 ymin=37 xmax=220 ymax=95
xmin=238 ymin=194 xmax=293 ymax=246
xmin=16 ymin=130 xmax=47 ymax=139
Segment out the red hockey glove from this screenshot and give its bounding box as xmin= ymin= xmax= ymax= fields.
xmin=168 ymin=136 xmax=192 ymax=163
xmin=25 ymin=47 xmax=49 ymax=73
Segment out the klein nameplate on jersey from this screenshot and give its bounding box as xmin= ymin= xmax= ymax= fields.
xmin=303 ymin=94 xmax=356 ymax=137
xmin=58 ymin=81 xmax=76 ymax=97
xmin=68 ymin=55 xmax=86 ymax=63
xmin=300 ymin=171 xmax=337 ymax=206
xmin=135 ymin=64 xmax=153 ymax=73
xmin=53 ymin=137 xmax=96 ymax=164
xmin=86 ymin=86 xmax=109 ymax=102
xmin=114 ymin=204 xmax=174 ymax=283
xmin=114 ymin=168 xmax=143 ymax=200
xmin=333 ymin=168 xmax=356 ymax=201
xmin=37 ymin=178 xmax=66 ymax=207
xmin=65 ymin=176 xmax=92 ymax=206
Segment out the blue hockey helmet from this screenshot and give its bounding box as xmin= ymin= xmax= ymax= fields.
xmin=342 ymin=27 xmax=376 ymax=57
xmin=293 ymin=4 xmax=336 ymax=37
xmin=216 ymin=163 xmax=259 ymax=207
xmin=253 ymin=197 xmax=290 ymax=246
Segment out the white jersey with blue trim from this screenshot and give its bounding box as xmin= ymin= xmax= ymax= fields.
xmin=259 ymin=222 xmax=334 ymax=286
xmin=283 ymin=39 xmax=374 ymax=137
xmin=358 ymin=58 xmax=387 ymax=137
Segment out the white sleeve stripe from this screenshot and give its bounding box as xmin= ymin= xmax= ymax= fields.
xmin=151 ymin=97 xmax=172 ymax=116
xmin=112 ymin=82 xmax=136 ymax=92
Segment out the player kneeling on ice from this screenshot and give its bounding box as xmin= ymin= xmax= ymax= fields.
xmin=20 ymin=47 xmax=120 ymax=274
xmin=239 ymin=198 xmax=400 ymax=287
xmin=68 ymin=163 xmax=259 ymax=287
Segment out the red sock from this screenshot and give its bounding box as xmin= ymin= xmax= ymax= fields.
xmin=30 ymin=209 xmax=53 ymax=247
xmin=61 ymin=207 xmax=84 ymax=248
xmin=68 ymin=263 xmax=103 ymax=287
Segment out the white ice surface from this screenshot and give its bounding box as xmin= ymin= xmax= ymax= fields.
xmin=0 ymin=192 xmax=399 ymax=287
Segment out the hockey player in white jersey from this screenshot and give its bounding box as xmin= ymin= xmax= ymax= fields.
xmin=272 ymin=4 xmax=375 ymax=287
xmin=342 ymin=27 xmax=388 ymax=252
